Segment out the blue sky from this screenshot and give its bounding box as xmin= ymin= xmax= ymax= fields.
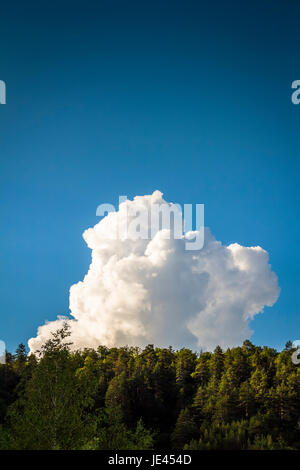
xmin=0 ymin=0 xmax=300 ymax=352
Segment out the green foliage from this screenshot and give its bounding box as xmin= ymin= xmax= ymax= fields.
xmin=7 ymin=324 xmax=97 ymax=449
xmin=184 ymin=420 xmax=250 ymax=450
xmin=171 ymin=407 xmax=197 ymax=448
xmin=1 ymin=330 xmax=300 ymax=450
xmin=83 ymin=407 xmax=154 ymax=450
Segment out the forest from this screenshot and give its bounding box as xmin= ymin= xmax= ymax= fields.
xmin=0 ymin=323 xmax=299 ymax=450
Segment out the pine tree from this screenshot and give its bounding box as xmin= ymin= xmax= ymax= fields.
xmin=171 ymin=408 xmax=197 ymax=448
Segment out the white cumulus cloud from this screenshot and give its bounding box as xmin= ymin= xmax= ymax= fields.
xmin=28 ymin=191 xmax=280 ymax=353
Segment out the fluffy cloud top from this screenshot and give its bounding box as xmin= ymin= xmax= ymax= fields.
xmin=28 ymin=191 xmax=280 ymax=353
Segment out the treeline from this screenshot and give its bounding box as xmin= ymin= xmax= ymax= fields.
xmin=0 ymin=324 xmax=299 ymax=450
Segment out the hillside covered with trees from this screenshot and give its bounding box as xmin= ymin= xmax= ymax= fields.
xmin=0 ymin=324 xmax=299 ymax=450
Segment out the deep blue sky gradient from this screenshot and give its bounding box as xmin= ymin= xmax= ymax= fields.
xmin=1 ymin=0 xmax=300 ymax=352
